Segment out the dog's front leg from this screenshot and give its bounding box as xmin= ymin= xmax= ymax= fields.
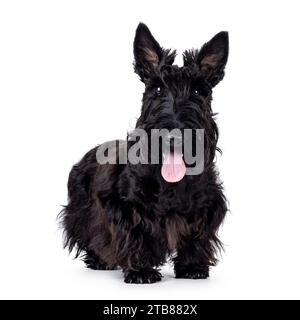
xmin=121 ymin=235 xmax=164 ymax=284
xmin=174 ymin=191 xmax=227 ymax=279
xmin=111 ymin=211 xmax=165 ymax=284
xmin=173 ymin=235 xmax=212 ymax=279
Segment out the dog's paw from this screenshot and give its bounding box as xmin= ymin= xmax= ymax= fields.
xmin=175 ymin=267 xmax=209 ymax=279
xmin=124 ymin=269 xmax=162 ymax=284
xmin=83 ymin=251 xmax=116 ymax=270
xmin=85 ymin=260 xmax=115 ymax=270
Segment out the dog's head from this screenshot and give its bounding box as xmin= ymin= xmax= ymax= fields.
xmin=132 ymin=23 xmax=229 ymax=182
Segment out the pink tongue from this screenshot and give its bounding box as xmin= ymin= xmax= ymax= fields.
xmin=161 ymin=152 xmax=186 ymax=183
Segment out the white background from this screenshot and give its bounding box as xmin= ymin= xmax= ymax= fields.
xmin=0 ymin=0 xmax=300 ymax=300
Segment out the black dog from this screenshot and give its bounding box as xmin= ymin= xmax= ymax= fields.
xmin=60 ymin=23 xmax=229 ymax=284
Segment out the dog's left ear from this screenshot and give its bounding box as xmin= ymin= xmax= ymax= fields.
xmin=134 ymin=23 xmax=175 ymax=81
xmin=184 ymin=31 xmax=229 ymax=87
xmin=197 ymin=31 xmax=229 ymax=86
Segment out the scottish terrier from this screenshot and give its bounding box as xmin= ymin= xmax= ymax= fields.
xmin=60 ymin=23 xmax=229 ymax=283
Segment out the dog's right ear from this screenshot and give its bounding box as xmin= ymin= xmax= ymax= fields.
xmin=134 ymin=23 xmax=162 ymax=81
xmin=134 ymin=23 xmax=175 ymax=81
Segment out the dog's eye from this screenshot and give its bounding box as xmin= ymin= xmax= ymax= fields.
xmin=154 ymin=86 xmax=162 ymax=96
xmin=192 ymin=89 xmax=199 ymax=96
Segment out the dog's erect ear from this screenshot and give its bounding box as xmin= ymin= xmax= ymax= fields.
xmin=197 ymin=31 xmax=229 ymax=86
xmin=134 ymin=23 xmax=161 ymax=69
xmin=134 ymin=23 xmax=175 ymax=81
xmin=184 ymin=31 xmax=229 ymax=87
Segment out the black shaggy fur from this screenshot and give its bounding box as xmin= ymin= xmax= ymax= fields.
xmin=60 ymin=23 xmax=229 ymax=284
